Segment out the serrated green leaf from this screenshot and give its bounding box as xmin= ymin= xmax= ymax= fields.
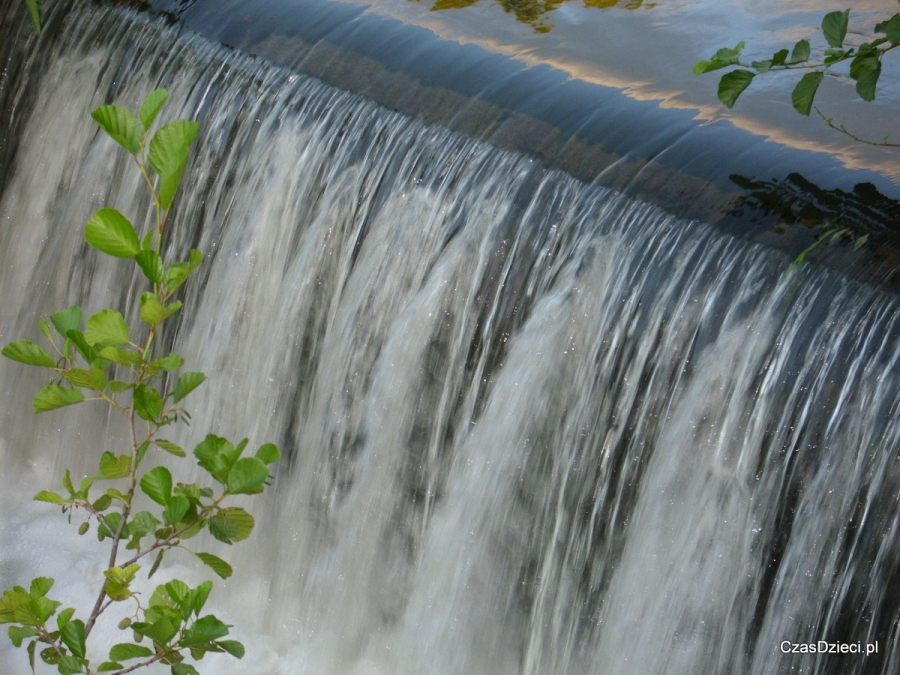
xmin=135 ymin=250 xmax=165 ymax=284
xmin=163 ymin=496 xmax=190 ymax=525
xmin=109 ymin=380 xmax=131 ymax=393
xmin=50 ymin=306 xmax=83 ymax=338
xmin=790 ymin=39 xmax=811 ymax=63
xmin=97 ymin=346 xmax=142 ymax=367
xmin=194 ymin=552 xmax=232 ymax=579
xmin=822 ymin=9 xmax=850 ymax=49
xmin=30 ymin=594 xmax=59 ymax=623
xmin=64 ymin=367 xmax=107 ymax=391
xmin=134 ymin=383 xmax=164 ymax=421
xmin=717 ymin=69 xmax=755 ymax=109
xmin=109 ymin=642 xmax=154 ymax=661
xmin=131 ymin=617 xmax=178 ymax=644
xmin=65 ymin=330 xmax=96 ymax=363
xmin=56 ymin=654 xmax=85 ymax=674
xmin=139 ymin=89 xmax=168 ymax=131
xmin=173 ymin=371 xmax=205 ymax=403
xmin=33 ymin=385 xmax=84 ymax=413
xmin=8 ymin=624 xmax=38 ymax=647
xmin=255 ymin=443 xmax=281 ymax=465
xmin=103 ymin=564 xmax=140 ymax=602
xmin=226 ymin=457 xmax=269 ymax=495
xmin=140 ymin=292 xmax=181 ymax=325
xmin=792 ymin=71 xmax=824 ymax=115
xmin=99 ymin=452 xmax=131 ymax=480
xmin=57 ymin=607 xmax=75 ymax=630
xmin=85 ymin=208 xmax=140 ymax=258
xmin=92 ymin=105 xmax=143 ymax=156
xmin=92 ymin=493 xmax=113 ymax=511
xmin=179 ymin=614 xmax=229 ymax=647
xmin=34 ymin=490 xmax=67 ymax=505
xmin=149 ymin=120 xmax=199 ymax=177
xmin=60 ymin=619 xmax=86 ymax=658
xmin=2 ymin=340 xmax=56 ymax=367
xmin=29 ymin=577 xmax=54 ymax=598
xmin=152 ymin=354 xmax=185 ymax=373
xmin=155 ymin=439 xmax=186 ymax=457
xmin=221 ymin=507 xmax=254 ymax=541
xmin=85 ymin=309 xmax=130 ymax=348
xmin=140 ymin=466 xmax=172 ymax=506
xmin=165 ymin=249 xmax=203 ymax=294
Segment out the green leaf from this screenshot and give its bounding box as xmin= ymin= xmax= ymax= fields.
xmin=40 ymin=646 xmax=60 ymax=664
xmin=103 ymin=564 xmax=140 ymax=602
xmin=822 ymin=9 xmax=850 ymax=49
xmin=216 ymin=640 xmax=245 ymax=660
xmin=64 ymin=367 xmax=107 ymax=391
xmin=255 ymin=443 xmax=281 ymax=465
xmin=109 ymin=643 xmax=154 ymax=661
xmin=98 ymin=663 xmax=125 ymax=672
xmin=129 ymin=511 xmax=162 ymax=538
xmin=790 ymin=39 xmax=811 ymax=63
xmin=8 ymin=625 xmax=38 ymax=647
xmin=135 ymin=250 xmax=165 ymax=284
xmin=190 ymin=581 xmax=213 ymax=616
xmin=92 ymin=105 xmax=143 ymax=156
xmin=85 ymin=309 xmax=130 ymax=348
xmin=172 ymin=371 xmax=206 ymax=403
xmin=65 ymin=330 xmax=96 ymax=363
xmin=34 ymin=490 xmax=67 ymax=505
xmin=97 ymin=346 xmax=142 ymax=367
xmin=226 ymin=457 xmax=269 ymax=495
xmin=149 ymin=120 xmax=199 ymax=210
xmin=155 ymin=439 xmax=186 ymax=457
xmin=791 ymin=71 xmax=824 ymax=116
xmin=172 ymin=664 xmax=201 ymax=675
xmin=149 ymin=120 xmax=199 ymax=177
xmin=133 ymin=383 xmax=164 ymax=422
xmin=140 ymin=466 xmax=172 ymax=506
xmin=152 ymin=354 xmax=184 ymax=372
xmin=109 ymin=380 xmax=131 ymax=393
xmin=717 ymin=69 xmax=755 ymax=108
xmin=149 ymin=550 xmax=165 ymax=578
xmin=2 ymin=340 xmax=56 ymax=367
xmin=179 ymin=614 xmax=229 ymax=647
xmin=60 ymin=619 xmax=86 ymax=658
xmin=25 ymin=0 xmax=43 ymax=35
xmin=139 ymin=89 xmax=168 ymax=131
xmin=217 ymin=639 xmax=245 ymax=658
xmin=876 ymin=14 xmax=900 ymax=45
xmin=165 ymin=249 xmax=203 ymax=294
xmin=209 ymin=513 xmax=239 ymax=544
xmin=56 ymin=654 xmax=86 ymax=674
xmin=131 ymin=617 xmax=178 ymax=644
xmin=163 ymin=496 xmax=190 ymax=525
xmin=220 ymin=507 xmax=254 ymax=541
xmin=50 ymin=306 xmax=83 ymax=338
xmin=851 ymin=54 xmax=881 ymax=101
xmin=33 ymin=385 xmax=84 ymax=413
xmin=140 ymin=292 xmax=181 ymax=325
xmin=194 ymin=552 xmax=233 ymax=579
xmin=30 ymin=594 xmax=59 ymax=623
xmin=92 ymin=493 xmax=113 ymax=511
xmin=40 ymin=318 xmax=53 ymax=342
xmin=85 ymin=208 xmax=140 ymax=258
xmin=771 ymin=48 xmax=789 ymax=66
xmin=99 ymin=452 xmax=131 ymax=480
xmin=57 ymin=607 xmax=75 ymax=630
xmin=30 ymin=577 xmax=54 ymax=598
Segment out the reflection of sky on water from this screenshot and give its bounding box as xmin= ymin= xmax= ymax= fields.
xmin=353 ymin=0 xmax=900 ymax=180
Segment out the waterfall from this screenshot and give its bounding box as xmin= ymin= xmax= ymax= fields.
xmin=2 ymin=3 xmax=900 ymax=673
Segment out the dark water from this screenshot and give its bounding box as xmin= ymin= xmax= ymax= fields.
xmin=1 ymin=2 xmax=900 ymax=673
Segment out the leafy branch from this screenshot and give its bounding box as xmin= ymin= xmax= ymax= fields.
xmin=695 ymin=9 xmax=900 ymax=145
xmin=0 ymin=90 xmax=280 ymax=675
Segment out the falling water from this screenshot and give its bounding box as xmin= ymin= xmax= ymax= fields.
xmin=2 ymin=3 xmax=900 ymax=674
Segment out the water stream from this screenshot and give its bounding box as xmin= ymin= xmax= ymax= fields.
xmin=2 ymin=3 xmax=900 ymax=673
